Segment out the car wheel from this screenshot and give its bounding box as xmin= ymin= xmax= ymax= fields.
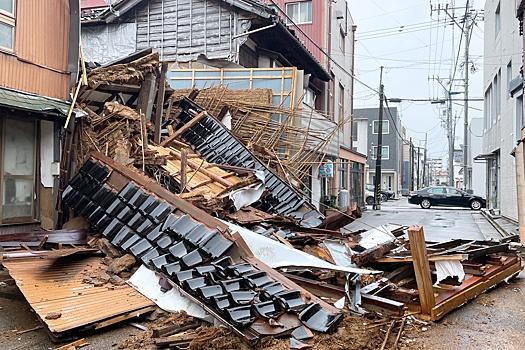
xmin=420 ymin=198 xmax=431 ymax=209
xmin=470 ymin=199 xmax=482 ymax=210
xmin=381 ymin=194 xmax=388 ymax=202
xmin=366 ymin=196 xmax=374 ymax=205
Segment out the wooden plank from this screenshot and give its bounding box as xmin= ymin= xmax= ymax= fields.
xmin=160 ymin=111 xmax=207 ymax=147
xmin=55 ymin=338 xmax=89 ymax=350
xmin=377 ymin=254 xmax=468 ymax=263
xmin=136 ymin=72 xmax=157 ymax=119
xmin=408 ymin=226 xmax=435 ymax=316
xmin=180 ymin=148 xmax=188 ymax=193
xmin=153 ymin=63 xmax=168 ymax=144
xmin=94 ymin=306 xmax=156 ymax=330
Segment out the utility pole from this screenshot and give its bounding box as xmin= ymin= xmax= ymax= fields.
xmin=463 ymin=0 xmax=472 ymax=191
xmin=417 ymin=146 xmax=421 ymax=190
xmin=374 ymin=66 xmax=385 ymax=210
xmin=447 ymin=91 xmax=454 ymax=187
xmin=423 ymin=133 xmax=428 ymax=187
xmin=409 ymin=137 xmax=414 ymax=191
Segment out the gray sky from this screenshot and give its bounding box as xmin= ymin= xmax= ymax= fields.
xmin=348 ymin=0 xmax=485 ymax=160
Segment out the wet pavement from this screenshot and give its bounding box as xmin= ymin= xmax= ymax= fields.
xmin=346 ymin=197 xmax=502 ymax=242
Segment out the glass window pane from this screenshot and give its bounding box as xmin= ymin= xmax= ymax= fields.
xmin=3 ymin=178 xmax=33 ymax=220
xmin=3 ymin=120 xmax=35 ymax=176
xmin=0 ymin=22 xmax=13 ymax=49
xmin=302 ymin=1 xmax=312 ymax=22
xmin=0 ymin=0 xmax=13 ymax=14
xmin=2 ymin=120 xmax=36 ymax=222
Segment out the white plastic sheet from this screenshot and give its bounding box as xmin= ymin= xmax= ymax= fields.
xmin=434 ymin=260 xmax=466 ymax=285
xmin=221 ymin=220 xmax=379 ymax=275
xmin=127 ymin=265 xmax=214 ymax=322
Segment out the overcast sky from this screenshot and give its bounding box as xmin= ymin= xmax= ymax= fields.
xmin=348 ymin=0 xmax=485 ymax=160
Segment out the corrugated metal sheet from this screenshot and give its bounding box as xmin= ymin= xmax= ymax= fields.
xmin=2 ymin=256 xmax=154 ymax=333
xmin=0 ymin=0 xmax=71 ymax=99
xmin=135 ymin=0 xmax=252 ymax=62
xmin=0 ymin=87 xmax=70 ymax=117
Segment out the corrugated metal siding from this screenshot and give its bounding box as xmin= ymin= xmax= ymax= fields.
xmin=135 ymin=0 xmax=251 ymax=62
xmin=3 ymin=256 xmax=154 ymax=333
xmin=0 ymin=0 xmax=71 ymax=99
xmin=262 ymin=0 xmax=326 ymax=66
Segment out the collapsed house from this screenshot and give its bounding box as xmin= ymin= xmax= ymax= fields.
xmin=0 ymin=49 xmax=522 ymax=349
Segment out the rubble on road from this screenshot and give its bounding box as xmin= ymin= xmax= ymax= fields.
xmin=0 ymin=50 xmax=522 ymax=350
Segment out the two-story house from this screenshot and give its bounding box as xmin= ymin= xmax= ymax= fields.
xmin=0 ymin=0 xmax=79 ymax=230
xmin=353 ymin=107 xmax=403 ymax=196
xmin=262 ymin=0 xmax=366 ymax=208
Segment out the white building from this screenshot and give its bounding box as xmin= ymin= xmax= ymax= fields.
xmin=482 ymin=0 xmax=523 ymax=220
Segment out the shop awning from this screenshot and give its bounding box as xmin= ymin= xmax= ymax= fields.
xmin=0 ymin=87 xmax=71 ymax=118
xmin=474 ymin=153 xmax=496 ymax=161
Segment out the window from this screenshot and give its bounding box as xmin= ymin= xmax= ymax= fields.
xmin=490 ymin=71 xmax=501 ymax=125
xmin=286 ymin=1 xmax=312 ymax=24
xmin=371 ymin=146 xmax=390 ymax=160
xmin=352 ymin=121 xmax=358 ymax=142
xmin=0 ymin=0 xmax=15 ymax=51
xmin=372 ymin=120 xmax=390 ymax=134
xmin=329 ymin=73 xmax=335 ymax=119
xmin=447 ymin=188 xmax=462 ymax=195
xmin=339 ymin=159 xmax=348 ymax=189
xmin=0 ymin=118 xmax=37 ymax=224
xmin=339 ymin=28 xmax=346 ymax=54
xmin=428 ymin=187 xmax=446 ymax=195
xmin=303 ymin=88 xmax=316 ymax=108
xmin=484 ymin=84 xmax=492 ymax=129
xmin=516 ymin=96 xmax=523 ymax=140
xmin=495 ymin=2 xmax=501 ymax=37
xmin=338 ymin=84 xmax=345 ymax=122
xmin=507 ymin=61 xmax=513 ymax=97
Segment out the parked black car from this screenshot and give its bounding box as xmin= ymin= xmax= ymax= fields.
xmin=408 ymin=186 xmax=486 ymax=210
xmin=366 ymin=184 xmax=394 ymax=202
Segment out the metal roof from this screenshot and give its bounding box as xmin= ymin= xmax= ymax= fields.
xmin=0 ymin=87 xmax=71 ymax=118
xmin=2 ymin=255 xmax=154 ymax=334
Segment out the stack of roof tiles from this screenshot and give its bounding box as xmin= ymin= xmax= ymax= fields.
xmin=62 ymin=157 xmax=342 ymax=339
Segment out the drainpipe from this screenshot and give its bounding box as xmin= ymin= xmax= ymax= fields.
xmin=515 ymin=130 xmax=525 ymax=245
xmin=326 ymin=0 xmax=332 ymax=115
xmin=350 ymin=24 xmax=357 ymax=150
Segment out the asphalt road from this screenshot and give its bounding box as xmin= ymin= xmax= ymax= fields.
xmin=345 ymin=197 xmax=502 ymax=242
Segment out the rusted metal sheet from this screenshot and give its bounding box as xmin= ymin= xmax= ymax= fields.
xmin=0 ymin=0 xmax=71 ymax=99
xmin=2 ymin=256 xmax=154 ymax=334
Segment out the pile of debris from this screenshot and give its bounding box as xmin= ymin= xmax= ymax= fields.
xmin=0 ymin=50 xmax=523 ymax=349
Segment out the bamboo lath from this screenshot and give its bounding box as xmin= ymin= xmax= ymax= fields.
xmin=171 ymin=87 xmax=340 ymax=181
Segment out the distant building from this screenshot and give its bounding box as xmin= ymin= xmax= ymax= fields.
xmin=481 ymin=0 xmax=523 ymax=220
xmin=468 ymin=118 xmax=487 ymax=197
xmin=353 ymin=107 xmax=403 ymax=195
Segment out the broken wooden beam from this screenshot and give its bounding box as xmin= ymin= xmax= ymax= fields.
xmin=352 ymin=240 xmax=399 ymax=267
xmin=408 ymin=226 xmax=436 ymax=317
xmin=160 ymin=111 xmax=207 ymax=147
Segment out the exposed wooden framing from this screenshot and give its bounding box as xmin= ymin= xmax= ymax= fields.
xmin=153 ymin=63 xmax=168 ymax=144
xmin=408 ymin=226 xmax=435 ymax=317
xmin=136 ymin=72 xmax=157 ymax=119
xmin=167 ymin=148 xmax=233 ymax=187
xmin=160 ymin=111 xmax=207 ymax=147
xmin=180 ymin=148 xmax=188 ymax=193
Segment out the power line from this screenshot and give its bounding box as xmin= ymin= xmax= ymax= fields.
xmin=268 ymin=0 xmax=380 ymax=95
